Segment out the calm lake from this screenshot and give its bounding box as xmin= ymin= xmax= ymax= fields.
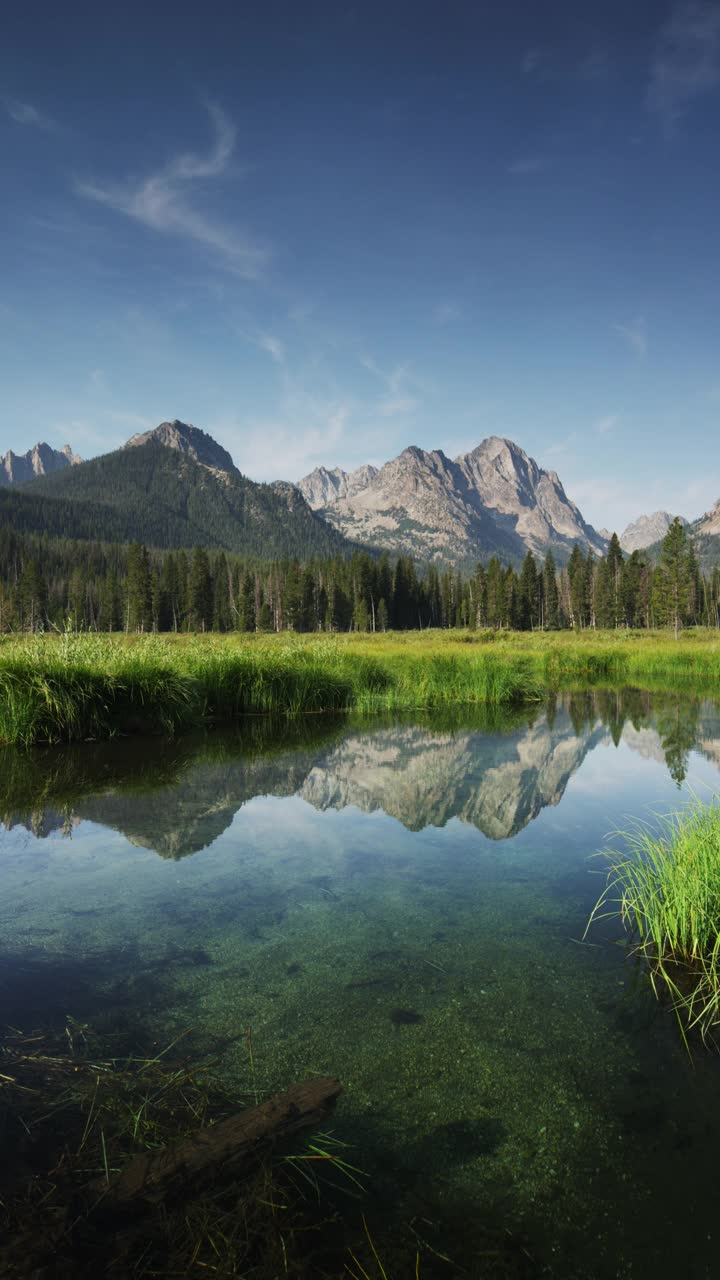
xmin=2 ymin=688 xmax=720 ymax=1277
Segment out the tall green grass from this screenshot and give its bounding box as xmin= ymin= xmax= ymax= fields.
xmin=588 ymin=800 xmax=720 ymax=1043
xmin=2 ymin=627 xmax=719 ymax=745
xmin=0 ymin=632 xmax=543 ymax=745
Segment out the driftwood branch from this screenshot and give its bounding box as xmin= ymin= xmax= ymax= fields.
xmin=90 ymin=1076 xmax=342 ymax=1206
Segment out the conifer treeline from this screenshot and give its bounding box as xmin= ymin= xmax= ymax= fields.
xmin=1 ymin=519 xmax=718 ymax=634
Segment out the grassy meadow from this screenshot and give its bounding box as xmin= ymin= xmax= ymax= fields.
xmin=0 ymin=626 xmax=719 ymax=746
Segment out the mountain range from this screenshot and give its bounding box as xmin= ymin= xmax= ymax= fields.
xmin=1 ymin=441 xmax=81 ymax=487
xmin=0 ymin=419 xmax=714 ymax=567
xmin=297 ymin=436 xmax=607 ymax=566
xmin=0 ymin=421 xmax=352 ymax=561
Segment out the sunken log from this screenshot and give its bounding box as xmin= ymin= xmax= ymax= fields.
xmin=89 ymin=1076 xmax=342 ymax=1207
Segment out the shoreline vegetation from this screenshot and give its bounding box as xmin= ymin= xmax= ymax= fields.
xmin=1 ymin=628 xmax=720 ymax=746
xmin=588 ymin=801 xmax=720 ymax=1046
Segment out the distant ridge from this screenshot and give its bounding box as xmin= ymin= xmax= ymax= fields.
xmin=0 ymin=420 xmax=357 ymax=560
xmin=0 ymin=441 xmax=81 ymax=487
xmin=620 ymin=511 xmax=687 ymax=553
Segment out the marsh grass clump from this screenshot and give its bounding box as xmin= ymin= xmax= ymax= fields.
xmin=588 ymin=800 xmax=720 ymax=1043
xmin=0 ymin=632 xmax=543 ymax=745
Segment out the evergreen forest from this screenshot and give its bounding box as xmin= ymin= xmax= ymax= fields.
xmin=1 ymin=519 xmax=717 ymax=635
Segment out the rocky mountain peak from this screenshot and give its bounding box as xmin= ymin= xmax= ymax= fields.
xmin=124 ymin=420 xmax=236 ymax=474
xmin=694 ymin=499 xmax=720 ymax=539
xmin=0 ymin=440 xmax=83 ymax=487
xmin=296 ymin=434 xmax=606 ymax=566
xmin=620 ymin=511 xmax=688 ymax=553
xmin=297 ymin=462 xmax=379 ymax=509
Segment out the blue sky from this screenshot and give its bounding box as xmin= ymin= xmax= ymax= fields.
xmin=2 ymin=0 xmax=720 ymax=532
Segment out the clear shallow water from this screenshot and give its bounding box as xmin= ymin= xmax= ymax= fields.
xmin=2 ymin=690 xmax=720 ymax=1277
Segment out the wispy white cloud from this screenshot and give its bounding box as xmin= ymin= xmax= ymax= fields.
xmin=257 ymin=333 xmax=286 ymax=364
xmin=507 ymin=155 xmax=547 ymax=176
xmin=648 ymin=2 xmax=720 ymax=133
xmin=522 ymin=49 xmax=543 ymax=74
xmin=5 ymin=98 xmax=56 ymax=129
xmin=50 ymin=407 xmax=157 ymax=454
xmin=75 ymin=103 xmax=269 ymax=277
xmin=594 ymin=413 xmax=618 ymax=436
xmin=433 ymin=301 xmax=460 ymax=325
xmin=237 ymin=327 xmax=287 ymax=365
xmin=216 ymin=404 xmax=352 ymax=481
xmin=544 ymin=432 xmax=578 ymax=460
xmin=614 ymin=317 xmax=647 ymax=357
xmin=88 ymin=367 xmax=108 ymax=394
xmin=361 ymin=357 xmax=421 ymax=416
xmin=578 ymin=48 xmax=611 ymax=82
xmin=378 ymin=394 xmax=419 ymax=417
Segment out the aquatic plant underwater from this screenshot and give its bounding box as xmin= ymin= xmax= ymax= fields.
xmin=588 ymin=799 xmax=720 ymax=1044
xmin=0 ymin=1021 xmax=407 ymax=1280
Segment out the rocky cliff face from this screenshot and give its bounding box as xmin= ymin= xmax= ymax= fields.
xmin=620 ymin=511 xmax=687 ymax=553
xmin=297 ymin=464 xmax=379 ymax=508
xmin=298 ymin=436 xmax=606 ymax=565
xmin=0 ymin=441 xmax=81 ymax=487
xmin=694 ymin=498 xmax=720 ymax=539
xmin=124 ymin=420 xmax=236 ymax=475
xmin=456 ymin=437 xmax=604 ymax=556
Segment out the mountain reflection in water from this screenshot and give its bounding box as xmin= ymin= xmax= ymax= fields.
xmin=3 ymin=690 xmax=719 ymax=858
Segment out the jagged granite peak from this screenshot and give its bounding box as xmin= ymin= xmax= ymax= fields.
xmin=124 ymin=420 xmax=237 ymax=474
xmin=298 ymin=435 xmax=606 ymax=566
xmin=0 ymin=441 xmax=82 ymax=487
xmin=306 ymin=443 xmax=519 ymax=564
xmin=297 ymin=463 xmax=379 ymax=508
xmin=620 ymin=511 xmax=688 ymax=553
xmin=454 ymin=436 xmax=606 ymax=557
xmin=694 ymin=498 xmax=720 ymax=539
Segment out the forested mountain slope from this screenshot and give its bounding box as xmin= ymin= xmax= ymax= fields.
xmin=4 ymin=427 xmax=355 ymax=560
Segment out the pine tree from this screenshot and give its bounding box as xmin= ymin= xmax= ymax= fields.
xmin=594 ymin=557 xmax=613 ymax=629
xmin=18 ymin=558 xmax=47 ymax=631
xmin=518 ymin=551 xmax=539 ymax=630
xmin=542 ymin=550 xmax=559 ymax=630
xmin=567 ymin=545 xmax=587 ymax=628
xmin=299 ymin=566 xmax=316 ymax=631
xmin=606 ymin=533 xmax=624 ymax=628
xmin=68 ymin=567 xmax=86 ymax=629
xmin=212 ymin=553 xmax=232 ymax=631
xmin=485 ymin=558 xmax=504 ymax=629
xmin=161 ymin=553 xmax=182 ymax=631
xmin=257 ymin=598 xmax=274 ymax=632
xmin=656 ymin=517 xmax=692 ymax=640
xmin=621 ymin=551 xmax=646 ymax=629
xmin=188 ymin=547 xmax=213 ymax=632
xmin=126 ymin=543 xmax=152 ymax=632
xmin=239 ymin=571 xmax=256 ymax=631
xmin=99 ymin=568 xmax=120 ymax=632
